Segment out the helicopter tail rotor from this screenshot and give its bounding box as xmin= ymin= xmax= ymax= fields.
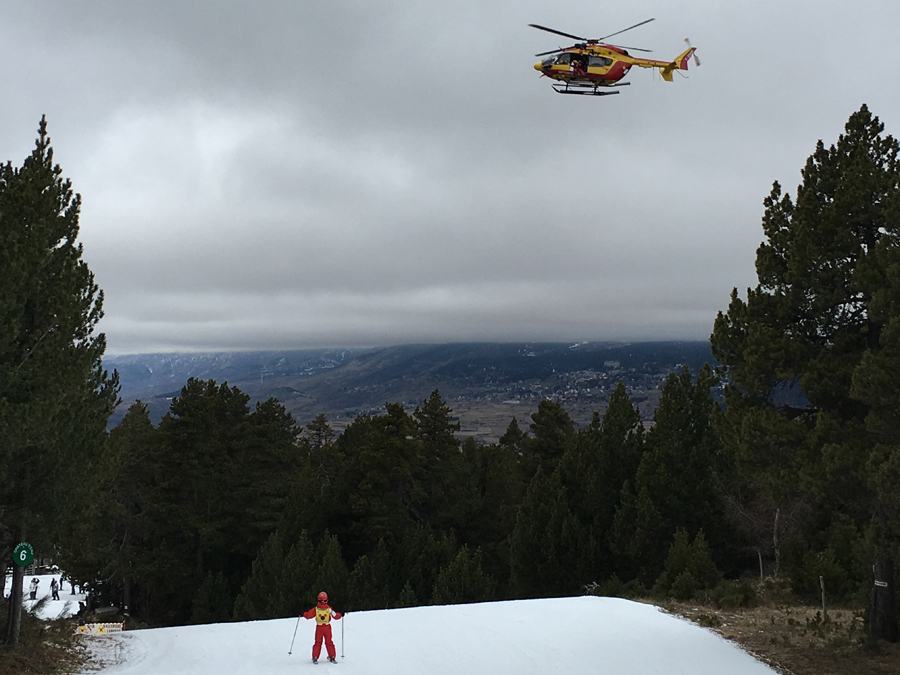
xmin=684 ymin=38 xmax=701 ymax=66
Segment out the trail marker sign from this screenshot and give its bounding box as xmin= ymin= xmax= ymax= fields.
xmin=13 ymin=542 xmax=34 ymax=567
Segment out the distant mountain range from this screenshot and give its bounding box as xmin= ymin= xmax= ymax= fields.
xmin=106 ymin=341 xmax=717 ymax=443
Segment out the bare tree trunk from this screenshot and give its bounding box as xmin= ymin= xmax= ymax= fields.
xmin=820 ymin=576 xmax=827 ymax=621
xmin=773 ymin=508 xmax=781 ymax=576
xmin=757 ymin=548 xmax=764 ymax=581
xmin=871 ymin=559 xmax=899 ymax=642
xmin=5 ymin=525 xmax=25 ymax=647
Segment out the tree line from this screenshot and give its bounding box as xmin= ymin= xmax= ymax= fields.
xmin=61 ymin=372 xmax=734 ymax=626
xmin=4 ymin=105 xmax=900 ymax=642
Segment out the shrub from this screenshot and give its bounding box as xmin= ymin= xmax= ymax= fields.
xmin=0 ymin=602 xmax=88 ymax=675
xmin=654 ymin=529 xmax=722 ymax=600
xmin=584 ymin=575 xmax=648 ymax=599
xmin=711 ymin=578 xmax=757 ymax=609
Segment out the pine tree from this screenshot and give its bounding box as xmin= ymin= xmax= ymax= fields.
xmin=610 ymin=484 xmax=667 ymax=584
xmin=347 ymin=539 xmax=391 ymax=610
xmin=233 ymin=531 xmax=285 ymax=621
xmin=432 ymin=545 xmax=495 ymax=605
xmin=59 ymin=401 xmax=156 ymax=619
xmin=711 ymin=104 xmax=900 ymax=640
xmin=414 ymin=390 xmax=465 ymax=530
xmin=392 ymin=526 xmax=456 ymax=606
xmin=456 ymin=439 xmax=522 ymax=594
xmin=415 ymin=389 xmax=460 ymax=454
xmin=232 ymin=398 xmax=300 ymax=562
xmin=306 ymin=413 xmax=335 ymax=449
xmin=611 ymin=366 xmax=725 ymax=583
xmin=342 ymin=404 xmax=426 ymax=548
xmin=653 ymin=529 xmax=722 ymax=601
xmin=312 ymin=533 xmax=349 ymax=610
xmin=498 ymin=417 xmax=526 ymax=454
xmin=509 ymin=470 xmax=569 ymax=597
xmin=304 ymin=413 xmax=339 ymax=494
xmin=396 ymin=581 xmax=417 ymax=608
xmin=133 ymin=379 xmax=252 ymax=623
xmin=0 ymin=118 xmax=118 ymax=646
xmin=521 ymin=399 xmax=574 ymax=480
xmin=192 ymin=572 xmax=233 ymax=624
xmin=555 ymin=381 xmax=644 ymax=587
xmin=276 ymin=530 xmax=319 ymax=617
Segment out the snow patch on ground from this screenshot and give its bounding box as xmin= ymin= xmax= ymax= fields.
xmin=72 ymin=596 xmax=778 ymax=675
xmin=4 ymin=572 xmax=87 ymax=620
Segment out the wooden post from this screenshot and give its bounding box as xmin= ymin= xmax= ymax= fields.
xmin=871 ymin=559 xmax=899 ymax=642
xmin=819 ymin=575 xmax=827 ymax=621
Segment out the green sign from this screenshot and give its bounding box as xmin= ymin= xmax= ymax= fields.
xmin=13 ymin=542 xmax=34 ymax=568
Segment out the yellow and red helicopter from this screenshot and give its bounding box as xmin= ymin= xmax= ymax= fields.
xmin=530 ymin=19 xmax=699 ymax=96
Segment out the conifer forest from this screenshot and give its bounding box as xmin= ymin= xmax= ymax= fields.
xmin=4 ymin=105 xmax=900 ymax=644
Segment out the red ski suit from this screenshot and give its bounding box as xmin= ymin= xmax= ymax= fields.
xmin=303 ymin=602 xmax=342 ymax=660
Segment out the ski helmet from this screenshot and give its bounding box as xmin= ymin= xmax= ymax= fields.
xmin=318 ymin=591 xmax=328 ymax=603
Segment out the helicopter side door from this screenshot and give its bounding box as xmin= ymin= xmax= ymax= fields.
xmin=586 ymin=55 xmax=614 ymax=77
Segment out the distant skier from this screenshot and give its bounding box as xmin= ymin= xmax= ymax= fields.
xmin=303 ymin=591 xmax=343 ymax=664
xmin=29 ymin=578 xmax=39 ymax=600
xmin=50 ymin=577 xmax=60 ymax=600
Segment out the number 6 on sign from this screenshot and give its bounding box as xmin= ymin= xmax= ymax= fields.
xmin=13 ymin=543 xmax=34 ymax=567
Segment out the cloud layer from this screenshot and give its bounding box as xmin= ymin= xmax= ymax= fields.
xmin=3 ymin=0 xmax=898 ymax=353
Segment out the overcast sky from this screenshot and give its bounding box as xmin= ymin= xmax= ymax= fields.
xmin=3 ymin=0 xmax=898 ymax=355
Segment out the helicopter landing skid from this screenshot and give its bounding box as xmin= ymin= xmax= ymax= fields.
xmin=552 ymin=82 xmax=630 ymax=96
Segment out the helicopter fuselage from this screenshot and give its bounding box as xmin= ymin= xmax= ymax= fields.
xmin=534 ymin=46 xmax=633 ymax=85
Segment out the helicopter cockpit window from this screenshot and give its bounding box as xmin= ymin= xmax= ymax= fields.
xmin=588 ymin=56 xmax=613 ymax=68
xmin=542 ymin=53 xmax=571 ymax=68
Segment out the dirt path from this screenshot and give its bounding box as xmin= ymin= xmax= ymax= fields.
xmin=662 ymin=602 xmax=900 ymax=675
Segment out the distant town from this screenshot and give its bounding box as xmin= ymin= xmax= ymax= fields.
xmin=108 ymin=341 xmax=718 ymax=443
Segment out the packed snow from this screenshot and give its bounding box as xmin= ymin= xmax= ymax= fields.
xmin=63 ymin=596 xmax=777 ymax=675
xmin=4 ymin=572 xmax=86 ymax=621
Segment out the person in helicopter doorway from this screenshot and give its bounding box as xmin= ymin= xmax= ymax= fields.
xmin=303 ymin=591 xmax=343 ymax=664
xmin=571 ymin=55 xmax=587 ymax=76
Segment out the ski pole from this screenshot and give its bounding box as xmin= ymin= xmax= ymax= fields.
xmin=288 ymin=614 xmax=302 ymax=655
xmin=341 ymin=612 xmax=345 ymax=658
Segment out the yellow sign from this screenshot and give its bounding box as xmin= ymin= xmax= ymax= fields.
xmin=75 ymin=623 xmax=124 ymax=635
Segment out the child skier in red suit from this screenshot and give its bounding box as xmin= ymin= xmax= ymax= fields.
xmin=303 ymin=591 xmax=343 ymax=663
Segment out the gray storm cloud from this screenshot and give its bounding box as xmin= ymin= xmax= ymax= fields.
xmin=2 ymin=0 xmax=898 ymax=354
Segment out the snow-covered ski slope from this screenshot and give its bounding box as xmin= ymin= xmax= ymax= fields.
xmin=6 ymin=573 xmax=85 ymax=620
xmin=79 ymin=596 xmax=777 ymax=675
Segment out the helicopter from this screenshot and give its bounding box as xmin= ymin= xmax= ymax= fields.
xmin=530 ymin=19 xmax=699 ymax=96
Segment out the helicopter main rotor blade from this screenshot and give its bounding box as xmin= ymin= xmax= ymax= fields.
xmin=597 ymin=18 xmax=655 ymax=42
xmin=535 ymin=47 xmax=567 ymax=57
xmin=528 ymin=24 xmax=585 ymax=42
xmin=606 ymin=43 xmax=653 ymax=53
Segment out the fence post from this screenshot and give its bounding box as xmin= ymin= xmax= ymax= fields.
xmin=819 ymin=575 xmax=826 ymax=621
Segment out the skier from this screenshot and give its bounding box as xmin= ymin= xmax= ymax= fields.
xmin=302 ymin=591 xmax=343 ymax=664
xmin=50 ymin=577 xmax=60 ymax=600
xmin=29 ymin=578 xmax=39 ymax=600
